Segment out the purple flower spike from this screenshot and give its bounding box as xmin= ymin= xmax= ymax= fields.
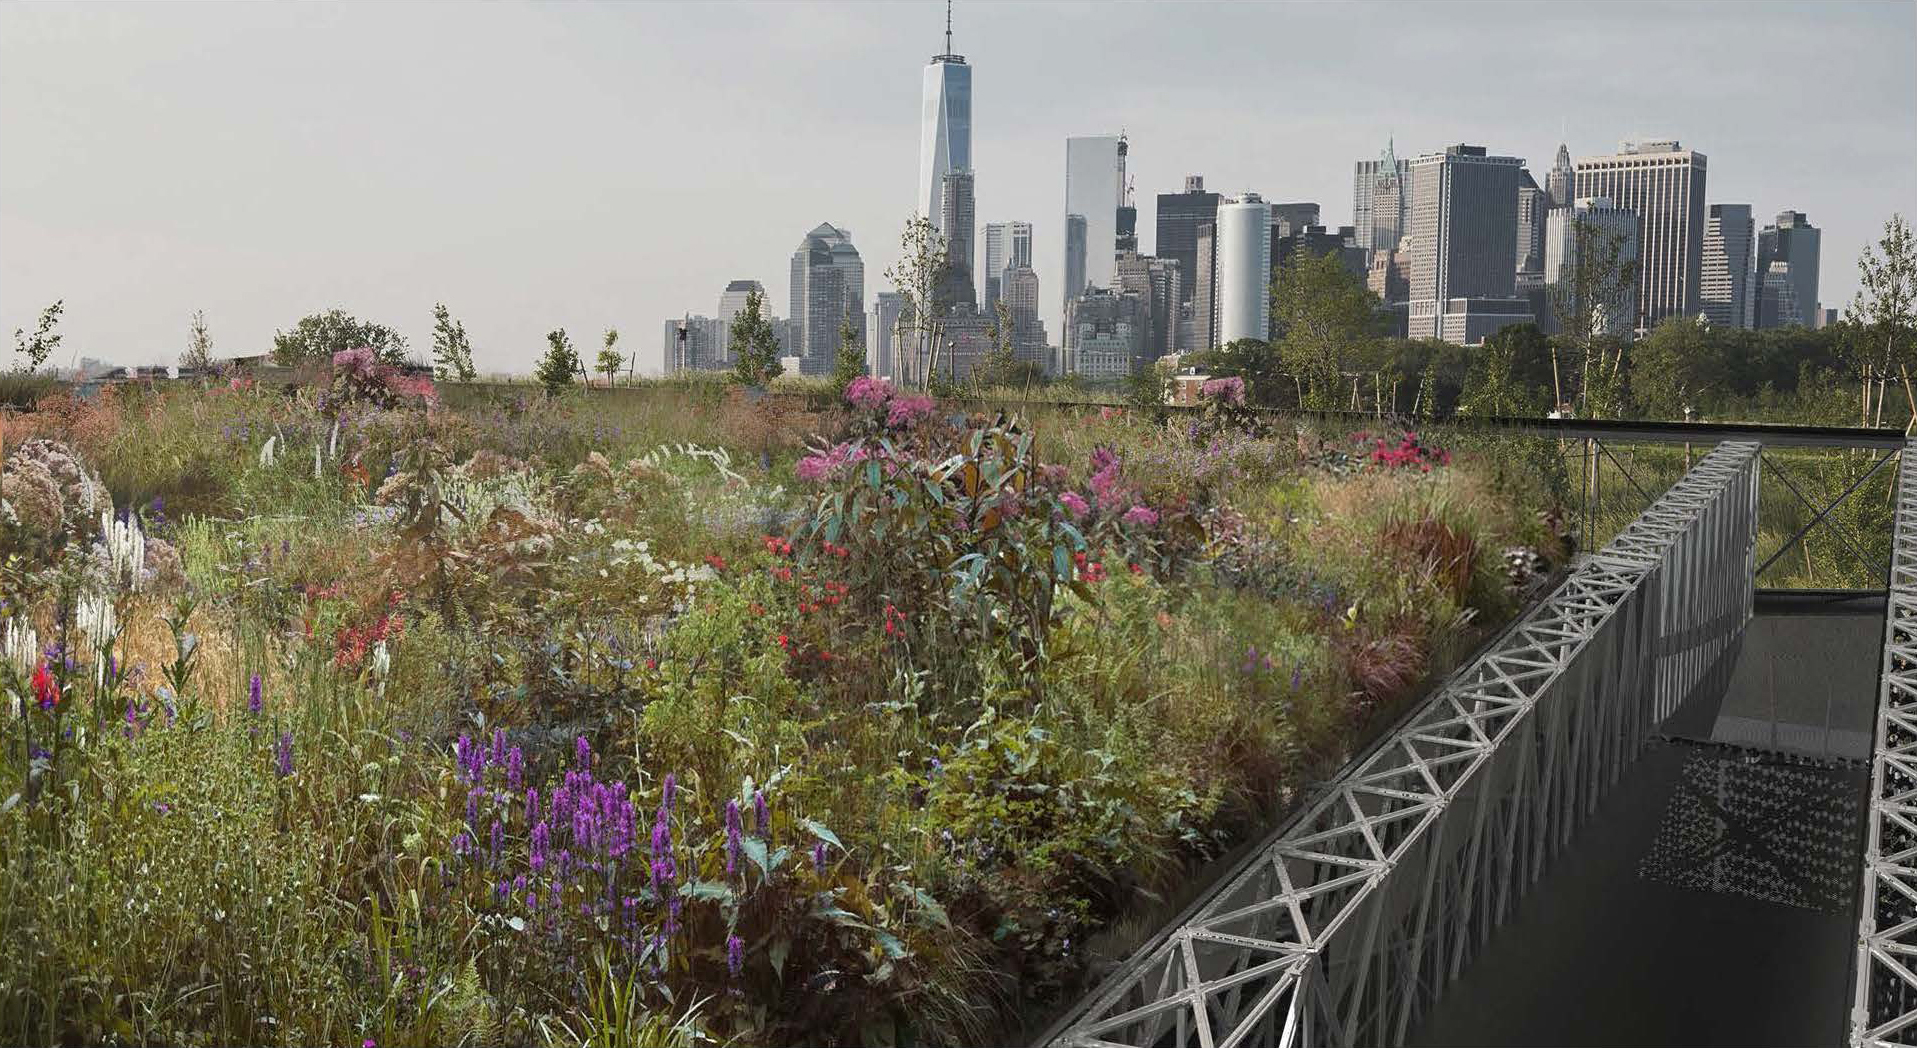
xmin=726 ymin=933 xmax=744 ymax=977
xmin=724 ymin=799 xmax=743 ymax=874
xmin=507 ymin=746 xmax=524 ymax=792
xmin=662 ymin=772 xmax=677 ymax=811
xmin=812 ymin=841 xmax=828 ymax=873
xmin=575 ymin=735 xmax=591 ymax=770
xmin=274 ymin=731 xmax=294 ymax=778
xmin=248 ymin=673 xmax=263 ymax=715
xmin=753 ymin=789 xmax=770 ymax=836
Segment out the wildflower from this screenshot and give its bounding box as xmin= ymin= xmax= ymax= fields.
xmin=1058 ymin=491 xmax=1089 ymax=518
xmin=275 ymin=731 xmax=295 ymax=778
xmin=812 ymin=841 xmax=829 ymax=873
xmin=31 ymin=662 xmax=58 ymax=710
xmin=727 ymin=933 xmax=744 ymax=977
xmin=1290 ymin=665 xmax=1303 ymax=691
xmin=885 ymin=394 xmax=937 ymax=428
xmin=725 ymin=798 xmax=743 ymax=874
xmin=1122 ymin=505 xmax=1160 ymax=528
xmin=753 ymin=789 xmax=770 ymax=835
xmin=575 ymin=735 xmax=591 ymax=770
xmin=247 ymin=673 xmax=263 ymax=715
xmin=845 ymin=375 xmax=894 ymax=411
xmin=507 ymin=746 xmax=524 ymax=792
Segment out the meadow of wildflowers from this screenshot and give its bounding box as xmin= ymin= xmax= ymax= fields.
xmin=0 ymin=362 xmax=1566 ymax=1046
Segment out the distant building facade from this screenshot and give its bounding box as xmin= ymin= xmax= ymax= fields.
xmin=1516 ymin=169 xmax=1547 ymax=282
xmin=1215 ymin=193 xmax=1273 ymax=345
xmin=1354 ymin=138 xmax=1409 ymax=256
xmin=1700 ymin=203 xmax=1756 ymax=330
xmin=938 ymin=170 xmax=978 ymax=310
xmin=868 ymin=291 xmax=904 ymax=379
xmin=1545 ymin=143 xmax=1574 ymax=209
xmin=1063 ymin=286 xmax=1147 ymax=378
xmin=918 ymin=26 xmax=970 ymax=238
xmin=1544 ymin=197 xmax=1640 ymax=338
xmin=1063 ymin=134 xmax=1122 ymax=308
xmin=1406 ymin=144 xmax=1529 ymax=344
xmin=1155 ymin=175 xmax=1220 ymax=307
xmin=1573 ymin=139 xmax=1708 ymax=332
xmin=1756 ymin=210 xmax=1821 ymax=329
xmin=789 ymin=223 xmax=865 ymax=374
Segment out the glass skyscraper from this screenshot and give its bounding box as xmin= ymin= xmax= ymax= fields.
xmin=917 ymin=23 xmax=970 ymax=239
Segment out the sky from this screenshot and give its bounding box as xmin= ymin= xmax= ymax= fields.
xmin=3 ymin=0 xmax=1913 ymax=375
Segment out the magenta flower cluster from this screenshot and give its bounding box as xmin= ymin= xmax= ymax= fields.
xmin=1200 ymin=375 xmax=1247 ymax=406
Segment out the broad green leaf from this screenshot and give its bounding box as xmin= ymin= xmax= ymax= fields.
xmin=798 ymin=817 xmax=843 ymax=851
xmin=741 ymin=835 xmax=771 ymax=876
xmin=769 ymin=936 xmax=792 ymax=979
xmin=680 ymin=880 xmax=734 ymax=902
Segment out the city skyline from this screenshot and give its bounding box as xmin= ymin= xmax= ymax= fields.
xmin=2 ymin=1 xmax=1912 ymax=374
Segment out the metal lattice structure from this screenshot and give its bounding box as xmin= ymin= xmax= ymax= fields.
xmin=1050 ymin=442 xmax=1760 ymax=1048
xmin=1852 ymin=440 xmax=1917 ymax=1046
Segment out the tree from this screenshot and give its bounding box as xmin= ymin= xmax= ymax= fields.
xmin=273 ymin=309 xmax=409 ymax=368
xmin=596 ymin=328 xmax=624 ymax=389
xmin=970 ymin=300 xmax=1020 ymax=390
xmin=1271 ymin=250 xmax=1380 ymax=411
xmin=1458 ymin=324 xmax=1550 ymax=419
xmin=885 ymin=215 xmax=951 ymax=390
xmin=181 ymin=309 xmax=215 ymax=373
xmin=1846 ymin=214 xmax=1917 ymax=429
xmin=535 ymin=328 xmax=580 ymax=396
xmin=728 ymin=288 xmax=783 ymax=387
xmin=1547 ymin=217 xmax=1639 ymax=415
xmin=1192 ymin=338 xmax=1285 ymax=407
xmin=431 ymin=303 xmax=477 ymax=382
xmin=13 ymin=300 xmax=64 ymax=371
xmin=1631 ymin=316 xmax=1726 ymax=421
xmin=830 ymin=313 xmax=866 ymax=395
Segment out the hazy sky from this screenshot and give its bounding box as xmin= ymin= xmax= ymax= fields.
xmin=3 ymin=1 xmax=1913 ymax=374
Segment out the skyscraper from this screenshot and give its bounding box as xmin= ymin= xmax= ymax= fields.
xmin=1192 ymin=221 xmax=1217 ymax=351
xmin=1701 ymin=204 xmax=1756 ymax=330
xmin=1545 ymin=197 xmax=1640 ymax=337
xmin=1115 ymin=136 xmax=1138 ymax=254
xmin=1516 ymin=169 xmax=1547 ymax=280
xmin=714 ymin=279 xmax=766 ymax=368
xmin=868 ymin=291 xmax=904 ymax=379
xmin=1215 ymin=193 xmax=1272 ymax=345
xmin=1007 ymin=220 xmax=1032 ymax=269
xmin=1354 ymin=138 xmax=1409 ymax=255
xmin=1269 ymin=203 xmax=1320 ymax=239
xmin=1063 ymin=213 xmax=1088 ymax=305
xmin=1545 ymin=143 xmax=1574 ymax=209
xmin=917 ymin=6 xmax=970 ymax=237
xmin=1002 ymin=264 xmax=1047 ymax=365
xmin=1063 ymin=134 xmax=1122 ymax=308
xmin=982 ymin=223 xmax=1007 ymax=315
xmin=1063 ymin=286 xmax=1148 ymax=378
xmin=1406 ymin=145 xmax=1530 ymax=344
xmin=938 ymin=169 xmax=977 ymax=310
xmin=1155 ymin=175 xmax=1221 ymax=307
xmin=1756 ymin=210 xmax=1821 ymax=329
xmin=789 ymin=223 xmax=865 ymax=374
xmin=1115 ymin=251 xmax=1181 ymax=363
xmin=1574 ymin=139 xmax=1708 ymax=331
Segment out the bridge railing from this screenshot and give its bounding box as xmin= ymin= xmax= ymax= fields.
xmin=1851 ymin=439 xmax=1917 ymax=1046
xmin=1045 ymin=442 xmax=1760 ymax=1048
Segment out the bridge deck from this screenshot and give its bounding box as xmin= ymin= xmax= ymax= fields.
xmin=1411 ymin=601 xmax=1878 ymax=1046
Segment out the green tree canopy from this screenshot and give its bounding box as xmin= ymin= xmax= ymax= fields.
xmin=273 ymin=309 xmax=410 ymax=368
xmin=728 ymin=288 xmax=783 ymax=387
xmin=1271 ymin=250 xmax=1382 ymax=411
xmin=596 ymin=328 xmax=624 ymax=388
xmin=1458 ymin=324 xmax=1551 ymax=419
xmin=431 ymin=303 xmax=477 ymax=382
xmin=13 ymin=300 xmax=64 ymax=372
xmin=830 ymin=312 xmax=866 ymax=395
xmin=535 ymin=328 xmax=580 ymax=396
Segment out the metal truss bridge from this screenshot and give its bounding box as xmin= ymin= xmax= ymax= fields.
xmin=1033 ymin=425 xmax=1917 ymax=1048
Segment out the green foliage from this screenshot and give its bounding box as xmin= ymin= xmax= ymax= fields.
xmin=596 ymin=327 xmax=625 ymax=388
xmin=728 ymin=288 xmax=784 ymax=387
xmin=181 ymin=308 xmax=215 ymax=372
xmin=536 ymin=328 xmax=581 ymax=396
xmin=830 ymin=313 xmax=866 ymax=395
xmin=272 ymin=308 xmax=410 ymax=368
xmin=13 ymin=299 xmax=64 ymax=371
xmin=431 ymin=302 xmax=477 ymax=382
xmin=1458 ymin=324 xmax=1550 ymax=419
xmin=1193 ymin=338 xmax=1286 ymax=407
xmin=1271 ymin=250 xmax=1382 ymax=410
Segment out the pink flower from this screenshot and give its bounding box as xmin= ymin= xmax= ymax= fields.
xmin=1122 ymin=505 xmax=1159 ymax=528
xmin=886 ymin=395 xmax=937 ymax=429
xmin=845 ymin=376 xmax=894 ymax=411
xmin=1058 ymin=491 xmax=1089 ymax=518
xmin=331 ymin=346 xmax=378 ymax=377
xmin=1200 ymin=376 xmax=1246 ymax=406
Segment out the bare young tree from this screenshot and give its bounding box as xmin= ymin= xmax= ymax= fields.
xmin=1547 ymin=218 xmax=1638 ymax=416
xmin=884 ymin=215 xmax=950 ymax=391
xmin=1846 ymin=214 xmax=1917 ymax=429
xmin=181 ymin=309 xmax=215 ymax=373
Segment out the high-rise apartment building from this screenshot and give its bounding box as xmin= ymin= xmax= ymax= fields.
xmin=789 ymin=223 xmax=865 ymax=374
xmin=1407 ymin=145 xmax=1529 ymax=344
xmin=917 ymin=15 xmax=970 ymax=238
xmin=1192 ymin=221 xmax=1217 ymax=351
xmin=1573 ymin=139 xmax=1708 ymax=332
xmin=1354 ymin=138 xmax=1409 ymax=256
xmin=1516 ymin=169 xmax=1547 ymax=280
xmin=868 ymin=292 xmax=904 ymax=379
xmin=1545 ymin=143 xmax=1574 ymax=210
xmin=1001 ymin=265 xmax=1047 ymax=366
xmin=938 ymin=170 xmax=977 ymax=310
xmin=983 ymin=223 xmax=1007 ymax=315
xmin=1700 ymin=204 xmax=1755 ymax=330
xmin=1215 ymin=193 xmax=1273 ymax=345
xmin=1544 ymin=197 xmax=1640 ymax=338
xmin=1155 ymin=175 xmax=1221 ymax=306
xmin=1063 ymin=214 xmax=1088 ymax=306
xmin=1756 ymin=210 xmax=1821 ymax=329
xmin=1064 ymin=134 xmax=1123 ymax=309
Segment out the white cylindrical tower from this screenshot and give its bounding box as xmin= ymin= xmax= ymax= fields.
xmin=1215 ymin=193 xmax=1272 ymax=345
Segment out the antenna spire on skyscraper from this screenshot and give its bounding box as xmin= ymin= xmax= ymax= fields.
xmin=945 ymin=0 xmax=952 ymax=57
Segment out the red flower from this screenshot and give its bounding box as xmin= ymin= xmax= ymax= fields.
xmin=776 ymin=633 xmax=790 ymax=649
xmin=31 ymin=662 xmax=58 ymax=710
xmin=705 ymin=554 xmax=728 ymax=572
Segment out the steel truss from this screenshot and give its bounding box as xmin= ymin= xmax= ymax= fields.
xmin=1049 ymin=442 xmax=1760 ymax=1048
xmin=1851 ymin=440 xmax=1917 ymax=1046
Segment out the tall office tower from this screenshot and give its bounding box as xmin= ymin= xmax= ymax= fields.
xmin=1064 ymin=134 xmax=1122 ymax=309
xmin=1114 ymin=252 xmax=1182 ymax=363
xmin=1274 ymin=224 xmax=1366 ymax=283
xmin=1115 ymin=135 xmax=1139 ymax=253
xmin=789 ymin=223 xmax=865 ymax=374
xmin=1269 ymin=203 xmax=1320 ymax=239
xmin=1002 ymin=265 xmax=1048 ymax=366
xmin=1063 ymin=214 xmax=1089 ymax=306
xmin=868 ymin=291 xmax=904 ymax=379
xmin=982 ymin=223 xmax=1008 ymax=314
xmin=1515 ymin=170 xmax=1547 ymax=280
xmin=1758 ymin=264 xmax=1802 ymax=333
xmin=1545 ymin=142 xmax=1574 ymax=209
xmin=1215 ymin=193 xmax=1273 ymax=344
xmin=1544 ymin=197 xmax=1640 ymax=337
xmin=1007 ymin=220 xmax=1033 ymax=269
xmin=1574 ymin=139 xmax=1707 ymax=332
xmin=662 ymin=316 xmax=722 ymax=373
xmin=1156 ymin=175 xmax=1221 ymax=306
xmin=1700 ymin=204 xmax=1756 ymax=330
xmin=1192 ymin=221 xmax=1217 ymax=350
xmin=938 ymin=170 xmax=977 ymax=310
xmin=1756 ymin=210 xmax=1821 ymax=329
xmin=917 ymin=5 xmax=970 ymax=236
xmin=714 ymin=279 xmax=766 ymax=368
xmin=1406 ymin=145 xmax=1530 ymax=344
xmin=1354 ymin=138 xmax=1409 ymax=255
